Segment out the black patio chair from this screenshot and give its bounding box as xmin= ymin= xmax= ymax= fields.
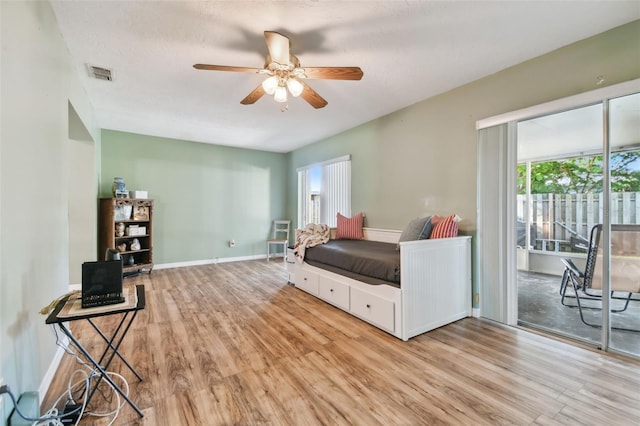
xmin=560 ymin=224 xmax=640 ymax=332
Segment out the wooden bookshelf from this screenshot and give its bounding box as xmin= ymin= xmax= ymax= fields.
xmin=98 ymin=198 xmax=154 ymax=273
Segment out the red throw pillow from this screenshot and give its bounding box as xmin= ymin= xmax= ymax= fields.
xmin=430 ymin=214 xmax=459 ymax=239
xmin=335 ymin=212 xmax=364 ymax=240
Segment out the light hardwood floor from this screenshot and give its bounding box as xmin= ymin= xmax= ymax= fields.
xmin=43 ymin=260 xmax=640 ymax=425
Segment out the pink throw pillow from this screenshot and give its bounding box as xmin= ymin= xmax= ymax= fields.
xmin=431 ymin=215 xmax=442 ymax=227
xmin=430 ymin=214 xmax=459 ymax=239
xmin=335 ymin=212 xmax=364 ymax=240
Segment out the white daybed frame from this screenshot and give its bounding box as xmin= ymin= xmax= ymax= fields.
xmin=295 ymin=227 xmax=472 ymax=341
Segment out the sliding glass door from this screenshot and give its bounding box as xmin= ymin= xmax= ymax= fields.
xmin=477 ymin=80 xmax=640 ymax=358
xmin=608 ymin=93 xmax=640 ymax=356
xmin=515 ymin=93 xmax=640 ymax=357
xmin=516 ymin=103 xmax=604 ymax=346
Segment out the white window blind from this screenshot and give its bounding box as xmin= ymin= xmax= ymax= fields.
xmin=298 ymin=155 xmax=351 ymax=228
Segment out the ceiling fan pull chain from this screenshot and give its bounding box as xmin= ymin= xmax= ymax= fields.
xmin=281 ymin=103 xmax=289 ymax=113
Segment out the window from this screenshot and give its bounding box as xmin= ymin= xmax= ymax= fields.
xmin=297 ymin=155 xmax=351 ymax=227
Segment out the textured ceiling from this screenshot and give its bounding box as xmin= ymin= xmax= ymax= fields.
xmin=50 ymin=1 xmax=639 ymax=153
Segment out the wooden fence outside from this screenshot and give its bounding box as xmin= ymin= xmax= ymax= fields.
xmin=517 ymin=192 xmax=640 ymax=251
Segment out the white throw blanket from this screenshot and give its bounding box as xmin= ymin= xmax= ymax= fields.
xmin=294 ymin=223 xmax=330 ymax=263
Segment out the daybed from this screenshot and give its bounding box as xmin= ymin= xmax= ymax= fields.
xmin=295 ymin=227 xmax=472 ymax=341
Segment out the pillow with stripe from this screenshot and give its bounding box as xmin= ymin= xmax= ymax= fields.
xmin=335 ymin=212 xmax=364 ymax=240
xmin=430 ymin=214 xmax=459 ymax=239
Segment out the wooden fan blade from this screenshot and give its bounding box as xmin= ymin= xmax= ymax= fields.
xmin=240 ymin=85 xmax=265 ymax=105
xmin=299 ymin=80 xmax=327 ymax=109
xmin=264 ymin=31 xmax=290 ymax=65
xmin=302 ymin=67 xmax=363 ymax=80
xmin=193 ymin=64 xmax=261 ymax=73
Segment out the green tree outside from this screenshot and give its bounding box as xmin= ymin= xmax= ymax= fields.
xmin=517 ymin=152 xmax=640 ymax=194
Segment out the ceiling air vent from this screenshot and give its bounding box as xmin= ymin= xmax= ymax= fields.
xmin=87 ymin=65 xmax=113 ymax=81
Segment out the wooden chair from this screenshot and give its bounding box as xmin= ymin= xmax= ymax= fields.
xmin=560 ymin=224 xmax=640 ymax=331
xmin=266 ymin=220 xmax=290 ymax=262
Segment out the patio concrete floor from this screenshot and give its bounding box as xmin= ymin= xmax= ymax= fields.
xmin=518 ymin=270 xmax=640 ymax=356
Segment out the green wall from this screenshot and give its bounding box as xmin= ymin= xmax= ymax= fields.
xmin=287 ymin=20 xmax=640 ymax=306
xmin=1 ymin=1 xmax=100 ymax=419
xmin=101 ymin=130 xmax=287 ymax=264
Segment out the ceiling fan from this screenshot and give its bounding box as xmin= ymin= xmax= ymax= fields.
xmin=193 ymin=31 xmax=363 ymax=109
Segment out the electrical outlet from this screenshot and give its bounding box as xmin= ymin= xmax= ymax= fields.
xmin=229 ymin=239 xmax=236 ymax=248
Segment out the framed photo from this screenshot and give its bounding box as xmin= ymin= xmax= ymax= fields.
xmin=133 ymin=205 xmax=149 ymax=221
xmin=114 ymin=204 xmax=132 ymax=221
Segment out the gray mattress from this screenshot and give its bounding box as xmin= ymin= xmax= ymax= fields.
xmin=304 ymin=239 xmax=400 ymax=287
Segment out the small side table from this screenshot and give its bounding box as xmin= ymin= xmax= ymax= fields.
xmin=45 ymin=285 xmax=146 ymax=418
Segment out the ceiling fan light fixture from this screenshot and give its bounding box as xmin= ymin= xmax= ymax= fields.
xmin=286 ymin=78 xmax=304 ymax=97
xmin=262 ymin=75 xmax=278 ymax=95
xmin=261 ymin=75 xmax=278 ymax=95
xmin=274 ymin=85 xmax=288 ymax=103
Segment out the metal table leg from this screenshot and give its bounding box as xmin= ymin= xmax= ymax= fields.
xmin=58 ymin=322 xmax=144 ymax=418
xmin=87 ymin=311 xmax=143 ymax=381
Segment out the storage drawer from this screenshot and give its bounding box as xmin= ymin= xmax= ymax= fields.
xmin=318 ymin=275 xmax=350 ymax=311
xmin=296 ymin=269 xmax=318 ymax=295
xmin=350 ymin=287 xmax=395 ymax=332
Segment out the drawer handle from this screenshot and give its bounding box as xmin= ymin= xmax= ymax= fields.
xmin=330 ymin=289 xmax=334 ymax=292
xmin=366 ymin=304 xmax=371 ymax=308
xmin=304 ymin=277 xmax=307 ymax=281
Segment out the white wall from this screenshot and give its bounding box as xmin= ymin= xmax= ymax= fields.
xmin=0 ymin=1 xmax=99 ymax=418
xmin=68 ymin=103 xmax=97 ymax=285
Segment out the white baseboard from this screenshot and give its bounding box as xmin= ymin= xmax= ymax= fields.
xmin=154 ymin=254 xmax=267 ymax=270
xmin=39 ymin=339 xmax=67 ymax=408
xmin=472 ymin=308 xmax=480 ymax=318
